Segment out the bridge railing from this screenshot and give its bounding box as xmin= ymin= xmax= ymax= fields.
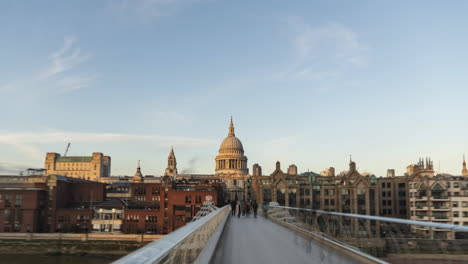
xmin=265 ymin=205 xmax=468 ymax=264
xmin=113 ymin=205 xmax=230 ymax=264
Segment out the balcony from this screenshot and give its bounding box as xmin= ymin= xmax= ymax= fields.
xmin=415 ymin=206 xmax=428 ymax=210
xmin=432 ymin=216 xmax=450 ymax=221
xmin=416 ymin=215 xmax=429 ymax=221
xmin=432 ymin=196 xmax=449 ymax=200
xmin=432 ymin=205 xmax=449 ymax=210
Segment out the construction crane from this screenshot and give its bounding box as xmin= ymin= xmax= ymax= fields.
xmin=64 ymin=143 xmax=71 ymax=156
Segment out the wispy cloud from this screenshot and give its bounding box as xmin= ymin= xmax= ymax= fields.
xmin=36 ymin=35 xmax=95 ymax=92
xmin=281 ymin=18 xmax=368 ymax=81
xmin=57 ymin=74 xmax=97 ymax=93
xmin=111 ymin=0 xmax=204 ymax=19
xmin=0 ymin=130 xmax=217 ymax=160
xmin=38 ymin=36 xmax=91 ymax=79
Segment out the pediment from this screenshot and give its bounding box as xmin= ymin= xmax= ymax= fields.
xmin=431 ymin=182 xmax=445 ymax=191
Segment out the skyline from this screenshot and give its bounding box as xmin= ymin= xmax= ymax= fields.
xmin=1 ymin=1 xmax=468 ymax=176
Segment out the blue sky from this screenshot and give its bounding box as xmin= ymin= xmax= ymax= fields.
xmin=1 ymin=0 xmax=468 ymax=176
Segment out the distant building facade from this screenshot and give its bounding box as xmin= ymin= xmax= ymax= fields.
xmin=408 ymin=158 xmax=468 ymax=239
xmin=215 ymin=118 xmax=249 ymax=201
xmin=0 ymin=173 xmax=221 ymax=234
xmin=45 ymin=152 xmax=111 ymax=181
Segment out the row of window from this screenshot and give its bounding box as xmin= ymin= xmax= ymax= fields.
xmin=0 ymin=194 xmax=22 ymax=206
xmin=410 ymin=182 xmax=461 ymax=189
xmin=410 ymin=192 xmax=463 ymax=198
xmin=185 ymin=195 xmax=202 ymax=204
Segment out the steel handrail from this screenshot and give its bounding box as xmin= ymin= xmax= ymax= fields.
xmin=113 ymin=205 xmax=230 ymax=264
xmin=269 ymin=205 xmax=468 ymax=232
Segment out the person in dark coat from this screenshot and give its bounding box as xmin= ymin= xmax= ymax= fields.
xmin=241 ymin=200 xmax=246 ymax=216
xmin=252 ymin=200 xmax=258 ymax=218
xmin=236 ymin=200 xmax=241 ymax=218
xmin=230 ymin=200 xmax=236 ymax=216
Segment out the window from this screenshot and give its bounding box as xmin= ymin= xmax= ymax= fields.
xmin=453 ymin=201 xmax=459 ymax=207
xmin=5 ymin=194 xmax=11 ymax=205
xmin=454 ymin=182 xmax=459 ymax=188
xmin=15 ymin=195 xmax=22 ymax=206
xmin=453 ymin=211 xmax=459 ymax=217
xmin=387 ymin=183 xmax=391 ymax=188
xmin=135 ymin=187 xmax=146 ymax=196
xmin=387 ymin=191 xmax=391 ymax=197
xmin=447 ymin=182 xmax=451 ymax=188
xmin=330 ymin=189 xmax=334 ymax=196
xmin=195 ymin=195 xmax=202 ymax=203
xmin=463 ymin=212 xmax=468 ymax=217
xmin=325 ymin=189 xmax=329 ymax=196
xmin=462 ymin=202 xmax=468 ymax=207
xmin=185 ymin=195 xmax=192 ymax=203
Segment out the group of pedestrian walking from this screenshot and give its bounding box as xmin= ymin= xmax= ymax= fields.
xmin=230 ymin=199 xmax=258 ymax=218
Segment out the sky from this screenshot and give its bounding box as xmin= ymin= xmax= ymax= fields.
xmin=1 ymin=0 xmax=468 ymax=177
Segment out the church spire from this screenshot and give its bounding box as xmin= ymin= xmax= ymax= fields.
xmin=463 ymin=154 xmax=468 ymax=176
xmin=228 ymin=116 xmax=235 ymax=137
xmin=133 ymin=160 xmax=143 ymax=182
xmin=165 ymin=146 xmax=177 ymax=177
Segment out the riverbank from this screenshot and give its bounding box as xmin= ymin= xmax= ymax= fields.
xmin=0 ymin=239 xmax=150 ymax=255
xmin=0 ymin=253 xmax=122 ymax=264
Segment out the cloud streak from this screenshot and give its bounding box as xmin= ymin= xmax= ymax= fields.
xmin=0 ymin=130 xmax=217 ymax=160
xmin=35 ymin=36 xmax=95 ymax=92
xmin=111 ymin=0 xmax=203 ymax=19
xmin=38 ymin=36 xmax=91 ymax=79
xmin=281 ymin=19 xmax=368 ymax=81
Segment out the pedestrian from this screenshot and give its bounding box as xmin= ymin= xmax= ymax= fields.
xmin=236 ymin=200 xmax=241 ymax=218
xmin=253 ymin=200 xmax=258 ymax=218
xmin=246 ymin=200 xmax=251 ymax=217
xmin=241 ymin=200 xmax=246 ymax=216
xmin=230 ymin=200 xmax=236 ymax=216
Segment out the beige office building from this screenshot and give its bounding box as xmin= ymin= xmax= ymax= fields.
xmin=45 ymin=152 xmax=111 ymax=182
xmin=409 ymin=158 xmax=468 ymax=239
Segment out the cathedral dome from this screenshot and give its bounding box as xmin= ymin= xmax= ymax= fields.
xmin=219 ymin=136 xmax=244 ymax=153
xmin=218 ymin=118 xmax=244 ymax=155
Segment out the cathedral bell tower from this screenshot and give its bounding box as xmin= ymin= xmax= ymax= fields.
xmin=164 ymin=146 xmax=178 ymax=177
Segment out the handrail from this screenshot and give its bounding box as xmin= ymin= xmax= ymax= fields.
xmin=113 ymin=205 xmax=230 ymax=264
xmin=269 ymin=205 xmax=468 ymax=232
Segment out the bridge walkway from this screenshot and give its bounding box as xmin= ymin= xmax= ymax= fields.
xmin=211 ymin=214 xmax=361 ymax=264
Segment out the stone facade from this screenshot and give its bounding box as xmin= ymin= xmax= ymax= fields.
xmin=215 ymin=118 xmax=249 ymax=201
xmin=408 ymin=158 xmax=468 ymax=239
xmin=44 ymin=152 xmax=111 ymax=181
xmin=164 ymin=147 xmax=178 ymax=177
